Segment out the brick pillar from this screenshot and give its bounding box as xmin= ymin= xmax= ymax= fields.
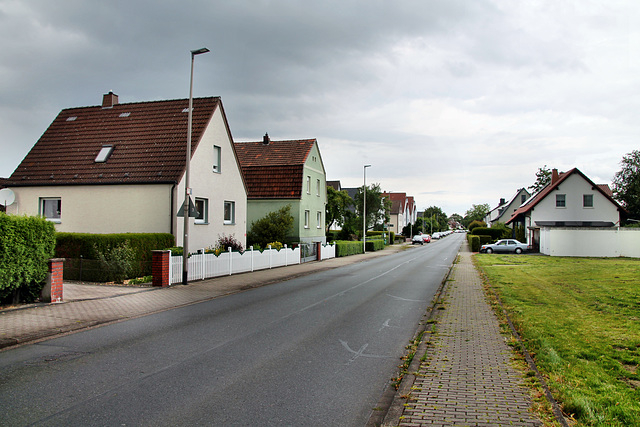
xmin=316 ymin=241 xmax=322 ymax=261
xmin=152 ymin=250 xmax=171 ymax=287
xmin=43 ymin=258 xmax=64 ymax=302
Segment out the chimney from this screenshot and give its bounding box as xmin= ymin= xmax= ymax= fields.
xmin=263 ymin=132 xmax=270 ymax=145
xmin=102 ymin=91 xmax=119 ymax=109
xmin=551 ymin=168 xmax=559 ymax=184
xmin=499 ymin=198 xmax=506 ymax=206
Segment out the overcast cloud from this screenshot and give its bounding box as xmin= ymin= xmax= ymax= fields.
xmin=1 ymin=0 xmax=639 ymax=216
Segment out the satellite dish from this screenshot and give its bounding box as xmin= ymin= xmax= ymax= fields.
xmin=0 ymin=188 xmax=15 ymax=206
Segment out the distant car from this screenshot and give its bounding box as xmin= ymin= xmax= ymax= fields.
xmin=431 ymin=232 xmax=441 ymax=240
xmin=480 ymin=239 xmax=530 ymax=254
xmin=412 ymin=235 xmax=424 ymax=245
xmin=422 ymin=234 xmax=431 ymax=243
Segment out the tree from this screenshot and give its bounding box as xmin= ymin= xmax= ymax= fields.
xmin=612 ymin=150 xmax=640 ymax=223
xmin=463 ymin=204 xmax=490 ymax=227
xmin=420 ymin=206 xmax=448 ymax=233
xmin=529 ymin=165 xmax=552 ymax=194
xmin=354 ymin=183 xmax=388 ymax=233
xmin=325 ymin=186 xmax=353 ymax=232
xmin=246 ymin=205 xmax=295 ymax=248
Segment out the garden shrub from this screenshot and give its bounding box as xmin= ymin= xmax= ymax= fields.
xmin=0 ymin=214 xmax=56 ymax=304
xmin=94 ymin=241 xmax=136 ymax=282
xmin=266 ymin=241 xmax=283 ymax=250
xmin=467 ymin=220 xmax=486 ymax=233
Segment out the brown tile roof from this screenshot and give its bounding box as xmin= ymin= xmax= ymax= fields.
xmin=234 ymin=139 xmax=316 ymax=199
xmin=8 ymin=97 xmax=221 ymax=186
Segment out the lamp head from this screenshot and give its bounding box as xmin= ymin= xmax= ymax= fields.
xmin=191 ymin=47 xmax=210 ymax=56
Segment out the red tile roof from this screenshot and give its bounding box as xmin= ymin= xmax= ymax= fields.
xmin=8 ymin=97 xmax=221 ymax=186
xmin=234 ymin=139 xmax=316 ymax=199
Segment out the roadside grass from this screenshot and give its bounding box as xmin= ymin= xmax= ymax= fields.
xmin=475 ymin=255 xmax=640 ymax=426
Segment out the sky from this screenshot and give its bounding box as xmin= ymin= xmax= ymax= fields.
xmin=1 ymin=0 xmax=639 ymax=217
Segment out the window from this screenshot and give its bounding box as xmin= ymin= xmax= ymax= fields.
xmin=317 ymin=211 xmax=322 ymax=228
xmin=304 ymin=210 xmax=310 ymax=228
xmin=95 ymin=145 xmax=114 ymax=163
xmin=556 ymin=194 xmax=566 ymax=208
xmin=316 ymin=179 xmax=321 ymax=196
xmin=194 ymin=198 xmax=208 ymax=224
xmin=306 ymin=176 xmax=311 ymax=194
xmin=583 ymin=194 xmax=594 ymax=208
xmin=224 ymin=201 xmax=235 ymax=224
xmin=521 ymin=194 xmax=527 ymax=204
xmin=213 ymin=145 xmax=221 ymax=173
xmin=40 ymin=198 xmax=61 ymax=222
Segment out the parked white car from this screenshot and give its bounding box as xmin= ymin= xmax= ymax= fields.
xmin=480 ymin=239 xmax=530 ymax=254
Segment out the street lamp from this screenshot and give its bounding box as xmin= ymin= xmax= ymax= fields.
xmin=363 ymin=164 xmax=371 ymax=253
xmin=182 ymin=47 xmax=210 ymax=286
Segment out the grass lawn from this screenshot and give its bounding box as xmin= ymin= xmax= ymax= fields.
xmin=475 ymin=254 xmax=640 ymax=426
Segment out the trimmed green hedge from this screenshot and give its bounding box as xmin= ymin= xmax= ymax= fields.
xmin=470 ymin=227 xmax=504 ymax=241
xmin=334 ymin=240 xmax=364 ymax=257
xmin=467 ymin=234 xmax=480 ymax=252
xmin=366 ymin=231 xmax=395 ymax=244
xmin=366 ymin=238 xmax=385 ymax=252
xmin=0 ymin=214 xmax=56 ymax=303
xmin=55 ymin=233 xmax=175 ymax=281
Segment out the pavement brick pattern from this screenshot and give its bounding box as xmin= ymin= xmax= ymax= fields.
xmin=399 ymin=250 xmax=542 ymax=427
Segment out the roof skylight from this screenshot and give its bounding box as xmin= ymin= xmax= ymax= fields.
xmin=95 ymin=145 xmax=114 ymax=163
xmin=119 ymin=112 xmax=131 ymax=117
xmin=66 ymin=116 xmax=77 ymax=121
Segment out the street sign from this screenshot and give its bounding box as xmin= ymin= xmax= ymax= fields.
xmin=176 ymin=196 xmax=200 ymax=218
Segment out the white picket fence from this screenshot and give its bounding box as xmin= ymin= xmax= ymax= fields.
xmin=169 ymin=243 xmax=335 ymax=285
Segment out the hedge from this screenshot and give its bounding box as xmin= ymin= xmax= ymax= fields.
xmin=470 ymin=227 xmax=504 ymax=241
xmin=334 ymin=240 xmax=364 ymax=257
xmin=55 ymin=233 xmax=175 ymax=282
xmin=365 ymin=238 xmax=386 ymax=252
xmin=0 ymin=214 xmax=56 ymax=303
xmin=467 ymin=234 xmax=480 ymax=252
xmin=366 ymin=231 xmax=395 ymax=244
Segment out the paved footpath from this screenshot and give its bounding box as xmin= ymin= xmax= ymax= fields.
xmin=396 ymin=244 xmax=542 ymax=427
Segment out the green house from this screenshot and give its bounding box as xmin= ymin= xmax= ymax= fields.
xmin=235 ymin=135 xmax=327 ymax=244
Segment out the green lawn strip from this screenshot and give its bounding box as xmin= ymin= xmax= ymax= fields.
xmin=475 ymin=255 xmax=640 ymax=426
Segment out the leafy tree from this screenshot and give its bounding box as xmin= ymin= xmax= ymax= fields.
xmin=529 ymin=165 xmax=552 ymax=194
xmin=612 ymin=150 xmax=640 ymax=223
xmin=463 ymin=204 xmax=490 ymax=227
xmin=325 ymin=186 xmax=353 ymax=232
xmin=354 ymin=183 xmax=388 ymax=233
xmin=247 ymin=205 xmax=294 ymax=248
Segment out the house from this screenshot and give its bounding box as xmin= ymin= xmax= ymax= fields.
xmin=506 ymin=168 xmax=625 ymax=252
xmin=5 ymin=92 xmax=247 ymax=252
xmin=234 ymin=135 xmax=327 ymax=244
xmin=381 ymin=192 xmax=416 ymax=235
xmin=484 ymin=188 xmax=530 ymax=227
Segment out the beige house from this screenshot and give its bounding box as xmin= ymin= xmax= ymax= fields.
xmin=5 ymin=92 xmax=247 ymax=252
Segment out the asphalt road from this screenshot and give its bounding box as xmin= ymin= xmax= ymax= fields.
xmin=0 ymin=234 xmax=464 ymax=426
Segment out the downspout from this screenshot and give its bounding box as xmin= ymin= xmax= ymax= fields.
xmin=170 ymin=182 xmax=176 ymax=238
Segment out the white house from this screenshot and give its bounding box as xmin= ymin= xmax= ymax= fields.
xmin=5 ymin=92 xmax=247 ymax=252
xmin=485 ymin=188 xmax=530 ymax=227
xmin=506 ymin=168 xmax=625 ymax=253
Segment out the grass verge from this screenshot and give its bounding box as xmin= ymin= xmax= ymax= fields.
xmin=475 ymin=254 xmax=640 ymax=426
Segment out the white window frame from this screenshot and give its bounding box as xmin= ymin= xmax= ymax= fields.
xmin=224 ymin=201 xmax=235 ymax=225
xmin=304 ymin=210 xmax=310 ymax=228
xmin=556 ymin=194 xmax=566 ymax=208
xmin=194 ymin=198 xmax=208 ymax=224
xmin=316 ymin=179 xmax=321 ymax=196
xmin=306 ymin=176 xmax=311 ymax=194
xmin=213 ymin=145 xmax=221 ymax=173
xmin=583 ymin=194 xmax=594 ymax=208
xmin=40 ymin=197 xmax=62 ymax=223
xmin=317 ymin=211 xmax=322 ymax=229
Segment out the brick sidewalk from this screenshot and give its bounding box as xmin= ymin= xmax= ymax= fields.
xmin=398 ymin=247 xmax=542 ymax=426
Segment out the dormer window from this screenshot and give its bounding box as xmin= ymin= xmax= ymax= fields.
xmin=95 ymin=145 xmax=114 ymax=163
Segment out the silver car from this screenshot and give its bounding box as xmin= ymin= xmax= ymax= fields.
xmin=480 ymin=239 xmax=530 ymax=254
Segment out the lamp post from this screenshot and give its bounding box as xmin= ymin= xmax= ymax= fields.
xmin=182 ymin=47 xmax=210 ymax=286
xmin=363 ymin=164 xmax=371 ymax=253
